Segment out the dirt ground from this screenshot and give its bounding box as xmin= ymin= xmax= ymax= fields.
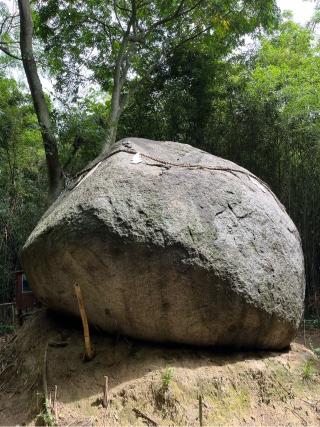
xmin=0 ymin=310 xmax=320 ymax=426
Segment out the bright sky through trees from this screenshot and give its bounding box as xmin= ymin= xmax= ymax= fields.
xmin=1 ymin=0 xmax=317 ymax=25
xmin=278 ymin=0 xmax=315 ymax=23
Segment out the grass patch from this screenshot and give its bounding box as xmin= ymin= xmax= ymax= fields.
xmin=161 ymin=366 xmax=174 ymax=390
xmin=0 ymin=323 xmax=15 ymax=335
xmin=301 ymin=360 xmax=316 ymax=382
xmin=36 ymin=398 xmax=55 ymax=426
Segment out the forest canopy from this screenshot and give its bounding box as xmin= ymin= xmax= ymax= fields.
xmin=0 ymin=1 xmax=320 ymax=317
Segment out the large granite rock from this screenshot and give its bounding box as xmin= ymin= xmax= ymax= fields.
xmin=22 ymin=138 xmax=305 ymax=349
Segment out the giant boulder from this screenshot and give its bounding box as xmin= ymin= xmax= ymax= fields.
xmin=22 ymin=138 xmax=305 ymax=349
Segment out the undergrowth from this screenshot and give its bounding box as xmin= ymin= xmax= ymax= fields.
xmin=161 ymin=366 xmax=174 ymax=390
xmin=0 ymin=324 xmax=15 ymax=335
xmin=36 ymin=398 xmax=55 ymax=426
xmin=301 ymin=360 xmax=316 ymax=382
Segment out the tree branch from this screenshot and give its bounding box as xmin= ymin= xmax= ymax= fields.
xmin=0 ymin=44 xmax=21 ymax=60
xmin=124 ymin=23 xmax=213 ymax=106
xmin=0 ymin=16 xmax=10 ymax=36
xmin=113 ymin=2 xmax=137 ymax=86
xmin=170 ymin=24 xmax=213 ymax=52
xmin=145 ymin=0 xmax=204 ymax=35
xmin=113 ymin=0 xmax=125 ymax=31
xmin=85 ymin=15 xmax=117 ymax=46
xmin=148 ymin=0 xmax=186 ymax=30
xmin=114 ymin=2 xmax=131 ymax=13
xmin=128 ymin=0 xmax=204 ymax=44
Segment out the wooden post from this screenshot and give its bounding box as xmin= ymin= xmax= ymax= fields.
xmin=74 ymin=283 xmax=95 ymax=361
xmin=43 ymin=342 xmax=49 ymax=404
xmin=36 ymin=392 xmax=41 ymax=411
xmin=198 ymin=393 xmax=203 ymax=427
xmin=53 ymin=385 xmax=58 ymax=420
xmin=11 ymin=303 xmax=15 ymax=327
xmin=103 ymin=376 xmax=109 ymax=409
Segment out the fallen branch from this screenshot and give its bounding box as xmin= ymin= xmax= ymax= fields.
xmin=275 ymin=378 xmax=293 ymax=397
xmin=301 ymin=398 xmax=320 ymax=413
xmin=132 ymin=407 xmax=158 ymax=426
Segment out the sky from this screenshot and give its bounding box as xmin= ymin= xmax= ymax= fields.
xmin=277 ymin=0 xmax=315 ymax=23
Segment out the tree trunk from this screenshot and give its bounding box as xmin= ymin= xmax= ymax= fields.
xmin=103 ymin=102 xmax=121 ymax=155
xmin=18 ymin=0 xmax=64 ymax=202
xmin=100 ymin=78 xmax=124 ymax=156
xmin=100 ymin=30 xmax=133 ymax=157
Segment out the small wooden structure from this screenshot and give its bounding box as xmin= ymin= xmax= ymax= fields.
xmin=15 ymin=270 xmax=37 ymax=321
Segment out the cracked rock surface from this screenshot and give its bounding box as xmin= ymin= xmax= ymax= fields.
xmin=22 ymin=138 xmax=305 ymax=349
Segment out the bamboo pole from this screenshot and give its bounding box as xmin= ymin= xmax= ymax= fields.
xmin=74 ymin=283 xmax=95 ymax=361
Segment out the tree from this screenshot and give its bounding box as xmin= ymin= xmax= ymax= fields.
xmin=18 ymin=0 xmax=64 ymax=200
xmin=0 ymin=0 xmax=64 ymax=201
xmin=1 ymin=0 xmax=279 ymax=201
xmin=119 ymin=18 xmax=320 ymax=315
xmin=0 ymin=0 xmax=277 ymax=200
xmin=0 ymin=74 xmax=46 ymax=302
xmin=118 ymin=44 xmax=223 ymax=147
xmin=244 ymin=20 xmax=320 ymax=315
xmin=36 ymin=0 xmax=279 ymax=154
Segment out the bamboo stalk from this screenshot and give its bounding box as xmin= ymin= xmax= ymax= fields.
xmin=74 ymin=283 xmax=95 ymax=361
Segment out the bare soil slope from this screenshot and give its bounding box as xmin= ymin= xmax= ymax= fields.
xmin=0 ymin=311 xmax=319 ymax=426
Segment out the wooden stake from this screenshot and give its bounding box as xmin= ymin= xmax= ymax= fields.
xmin=74 ymin=283 xmax=95 ymax=361
xmin=103 ymin=376 xmax=108 ymax=409
xmin=42 ymin=342 xmax=49 ymax=404
xmin=11 ymin=304 xmax=15 ymax=327
xmin=41 ymin=371 xmax=54 ymax=427
xmin=36 ymin=392 xmax=40 ymax=412
xmin=198 ymin=393 xmax=203 ymax=427
xmin=53 ymin=385 xmax=58 ymax=420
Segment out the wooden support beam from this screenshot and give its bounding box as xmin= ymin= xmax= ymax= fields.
xmin=74 ymin=283 xmax=95 ymax=361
